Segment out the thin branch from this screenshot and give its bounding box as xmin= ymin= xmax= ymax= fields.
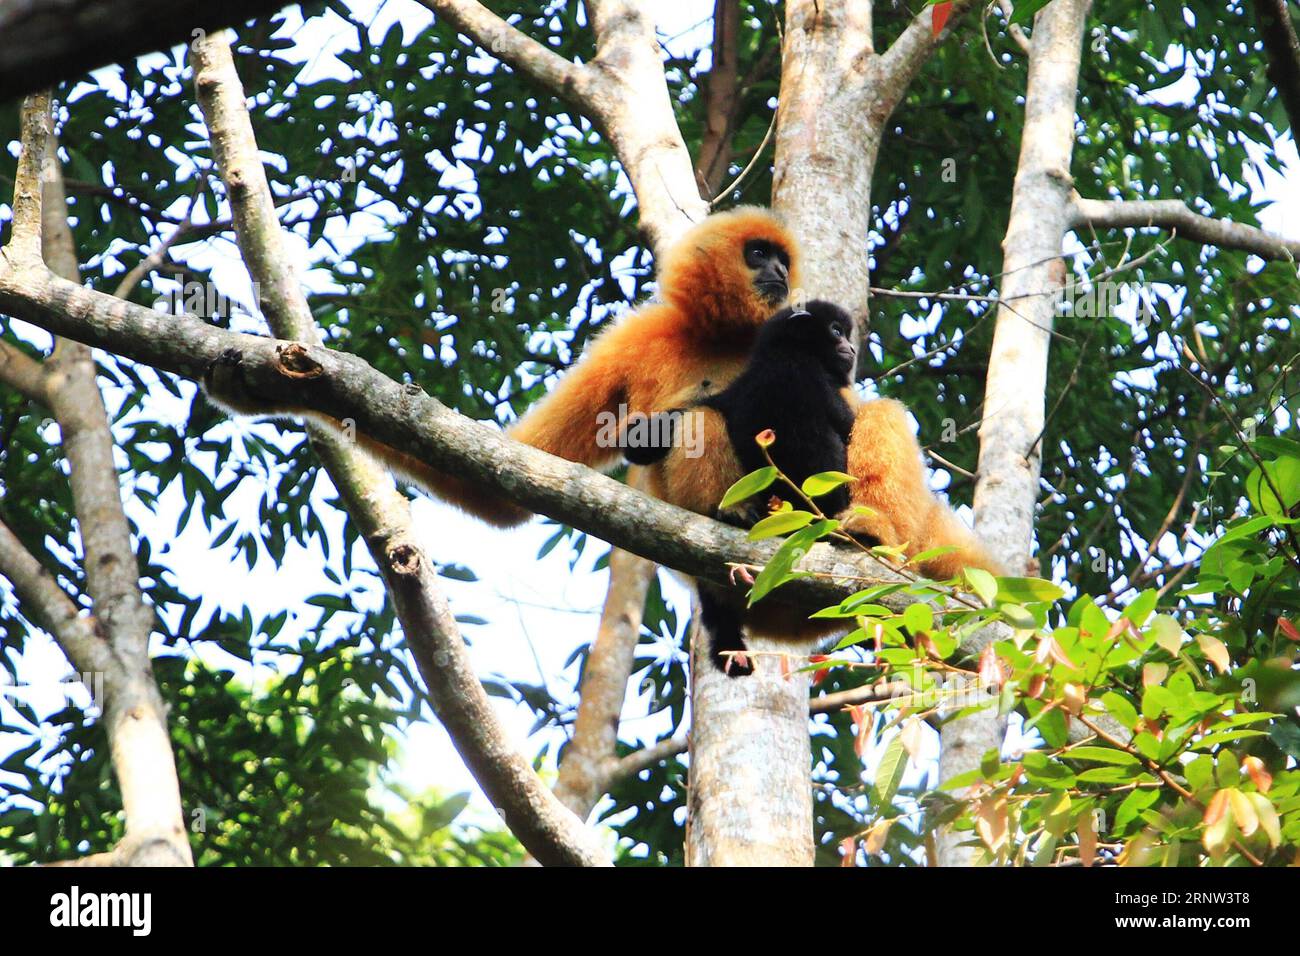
xmin=709 ymin=106 xmax=776 ymax=208
xmin=605 ymin=678 xmax=919 ymax=785
xmin=1071 ymin=196 xmax=1300 ymax=262
xmin=995 ymin=0 xmax=1032 ymax=55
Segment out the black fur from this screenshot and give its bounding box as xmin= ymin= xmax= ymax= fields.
xmin=699 ymin=301 xmax=858 ymax=675
xmin=703 ymin=301 xmax=857 ymax=515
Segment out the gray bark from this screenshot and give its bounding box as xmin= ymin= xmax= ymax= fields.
xmin=942 ymin=0 xmax=1094 ymax=868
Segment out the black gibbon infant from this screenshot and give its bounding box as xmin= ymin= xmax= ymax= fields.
xmin=632 ymin=301 xmax=858 ymax=675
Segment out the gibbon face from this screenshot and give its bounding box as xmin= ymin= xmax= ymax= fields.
xmin=763 ymin=303 xmax=858 ymax=384
xmin=655 ymin=206 xmax=801 ymax=337
xmin=743 ymin=238 xmax=791 ymax=304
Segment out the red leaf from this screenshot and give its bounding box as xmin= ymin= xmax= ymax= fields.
xmin=851 ymin=704 xmax=871 ymax=757
xmin=1279 ymin=618 xmax=1300 ymax=642
xmin=932 ymin=2 xmax=953 ymax=37
xmin=809 ymin=654 xmax=831 ymax=686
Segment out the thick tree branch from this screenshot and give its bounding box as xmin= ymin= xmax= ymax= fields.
xmin=552 ymin=542 xmax=655 ymax=821
xmin=1251 ymin=0 xmax=1300 ymax=135
xmin=0 ymin=262 xmax=899 ymax=610
xmin=1070 ymin=195 xmax=1300 ymax=262
xmin=958 ymin=0 xmax=1095 ymax=868
xmin=875 ymin=0 xmax=977 ymax=116
xmin=0 ymin=516 xmax=112 ymax=677
xmin=695 ymin=0 xmax=741 ymax=197
xmin=422 ymin=0 xmax=708 ymax=249
xmin=188 ymin=32 xmax=610 ymax=868
xmin=0 ymin=0 xmax=294 ymax=101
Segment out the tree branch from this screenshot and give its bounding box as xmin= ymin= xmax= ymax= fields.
xmin=0 ymin=516 xmax=111 ymax=677
xmin=0 ymin=339 xmax=48 ymax=404
xmin=1251 ymin=0 xmax=1300 ymax=135
xmin=0 ymin=262 xmax=902 ymax=609
xmin=1070 ymin=195 xmax=1300 ymax=262
xmin=0 ymin=0 xmax=295 ymax=102
xmin=417 ymin=0 xmax=592 ymax=106
xmin=695 ymin=0 xmax=741 ymax=197
xmin=421 ymin=0 xmax=708 ymax=249
xmin=189 ymin=31 xmax=610 ymax=868
xmin=552 ymin=543 xmax=655 ymax=821
xmin=875 ymin=0 xmax=977 ymax=116
xmin=26 ymin=104 xmax=195 ymax=867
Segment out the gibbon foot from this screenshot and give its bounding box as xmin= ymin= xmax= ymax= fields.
xmin=698 ymin=584 xmax=754 ymax=678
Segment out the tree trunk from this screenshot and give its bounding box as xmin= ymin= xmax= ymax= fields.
xmin=937 ymin=0 xmax=1093 ymax=867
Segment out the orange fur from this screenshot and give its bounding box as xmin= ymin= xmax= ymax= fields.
xmin=839 ymin=399 xmax=1004 ymax=578
xmin=427 ymin=206 xmax=802 ymax=524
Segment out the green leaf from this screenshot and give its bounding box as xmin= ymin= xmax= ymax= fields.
xmin=800 ymin=470 xmax=856 ymax=499
xmin=1022 ymin=751 xmax=1076 ymax=788
xmin=1122 ymin=589 xmax=1158 ymax=627
xmin=1062 ymin=746 xmax=1141 ymax=766
xmin=1184 ymin=755 xmax=1215 ymax=794
xmin=747 ymin=521 xmax=836 ymax=605
xmin=1114 ymin=789 xmax=1161 ymax=833
xmin=994 ymin=577 xmax=1065 ymax=604
xmin=1101 ymin=692 xmax=1139 ymax=731
xmin=998 ymin=603 xmax=1037 ymax=629
xmin=719 ymin=467 xmax=778 ymax=509
xmin=747 ymin=510 xmax=814 ymax=540
xmin=1245 ymin=455 xmax=1300 ymax=517
xmin=1009 ymin=0 xmax=1052 ymax=26
xmin=1075 ymin=766 xmax=1138 ymax=784
xmin=910 ymin=545 xmax=959 ymax=566
xmin=965 ymin=566 xmax=998 ymax=606
xmin=871 ymin=735 xmax=909 ymax=810
xmin=902 ymin=602 xmax=934 ymax=633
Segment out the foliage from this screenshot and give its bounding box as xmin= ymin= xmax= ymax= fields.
xmin=721 ymin=431 xmax=1300 ymax=866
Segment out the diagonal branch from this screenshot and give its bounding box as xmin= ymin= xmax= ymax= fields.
xmin=875 ymin=0 xmax=977 ymax=115
xmin=417 ymin=0 xmax=592 ymax=105
xmin=0 ymin=516 xmax=111 ymax=677
xmin=1070 ymin=195 xmax=1300 ymax=262
xmin=0 ymin=260 xmax=898 ymax=611
xmin=0 ymin=338 xmax=48 ymax=403
xmin=422 ymin=0 xmax=708 ymax=249
xmin=1251 ymin=0 xmax=1300 ymax=135
xmin=189 ymin=31 xmax=610 ymax=868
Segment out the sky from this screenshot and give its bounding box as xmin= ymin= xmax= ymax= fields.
xmin=2 ymin=0 xmax=1299 ymax=842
